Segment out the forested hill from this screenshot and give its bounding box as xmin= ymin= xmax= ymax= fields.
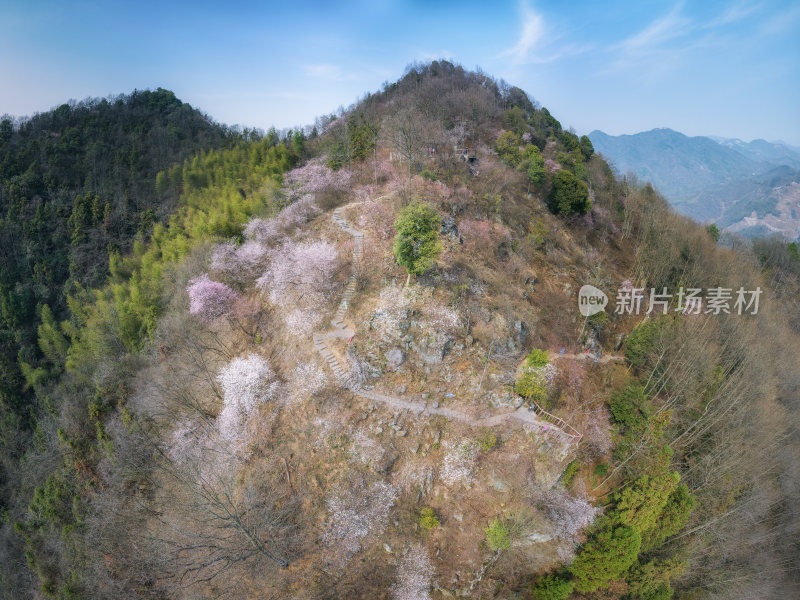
xmin=0 ymin=89 xmax=235 ymax=429
xmin=1 ymin=63 xmax=799 ymax=600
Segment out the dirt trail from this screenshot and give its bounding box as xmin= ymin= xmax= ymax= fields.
xmin=552 ymin=352 xmax=624 ymax=364
xmin=312 ymin=202 xmax=582 ymax=443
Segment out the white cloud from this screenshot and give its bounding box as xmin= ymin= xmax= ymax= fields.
xmin=597 ymin=3 xmax=695 ymax=78
xmin=616 ymin=4 xmax=692 ymax=54
xmin=304 ymin=63 xmax=348 ymax=80
xmin=705 ymin=1 xmax=762 ymax=28
xmin=500 ymin=1 xmax=545 ymax=63
xmin=758 ymin=2 xmax=800 ymax=35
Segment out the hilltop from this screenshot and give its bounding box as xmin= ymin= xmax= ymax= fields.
xmin=1 ymin=62 xmax=799 ymax=600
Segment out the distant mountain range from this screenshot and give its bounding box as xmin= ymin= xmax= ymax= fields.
xmin=588 ymin=128 xmax=800 ymax=240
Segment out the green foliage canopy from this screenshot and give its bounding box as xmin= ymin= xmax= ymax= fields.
xmin=570 ymin=524 xmax=641 ymax=593
xmin=532 ymin=574 xmax=574 ymax=600
xmin=392 ymin=202 xmax=442 ymax=276
xmin=486 ymin=518 xmax=512 ymax=551
xmin=548 ymin=169 xmax=591 ymax=215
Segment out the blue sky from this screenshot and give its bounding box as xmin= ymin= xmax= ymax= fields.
xmin=2 ymin=0 xmax=799 ymax=143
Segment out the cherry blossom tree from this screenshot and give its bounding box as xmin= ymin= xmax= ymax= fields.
xmin=284 ymin=308 xmax=318 ymax=336
xmin=324 ymin=480 xmax=397 ymax=554
xmin=348 ymin=429 xmax=385 ymax=467
xmin=579 ymin=405 xmax=612 ymax=458
xmin=289 ymin=360 xmax=327 ymax=401
xmin=209 ymin=240 xmax=267 ymax=284
xmin=216 ymin=354 xmax=283 ymax=449
xmin=284 ymin=158 xmax=350 ymax=199
xmin=257 ymin=240 xmax=339 ymax=306
xmin=243 ymin=194 xmax=319 ymax=246
xmin=539 ymin=486 xmax=601 ymax=542
xmin=256 ymin=239 xmax=339 ymax=333
xmin=186 ymin=274 xmax=239 ymax=322
xmin=391 ymin=544 xmax=435 ymax=600
xmin=440 ymin=440 xmax=478 ymax=487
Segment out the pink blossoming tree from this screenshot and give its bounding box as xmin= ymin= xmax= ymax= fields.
xmin=256 ymin=239 xmax=339 ymax=332
xmin=187 ymin=274 xmax=239 ymax=322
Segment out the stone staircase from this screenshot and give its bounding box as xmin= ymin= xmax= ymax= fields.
xmin=313 ymin=206 xmax=363 ymax=388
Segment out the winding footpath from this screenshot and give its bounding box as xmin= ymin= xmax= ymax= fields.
xmin=312 ymin=203 xmax=598 ymax=444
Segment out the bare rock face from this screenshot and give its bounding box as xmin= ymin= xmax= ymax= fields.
xmin=384 ymin=347 xmax=405 ymax=370
xmin=373 ymin=450 xmax=398 ymax=474
xmin=614 ymin=333 xmax=626 ymax=351
xmin=410 ymin=330 xmax=453 ymax=365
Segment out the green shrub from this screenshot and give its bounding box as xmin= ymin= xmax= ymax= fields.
xmin=706 ymin=223 xmax=720 ymax=242
xmin=609 ymin=382 xmax=651 ymax=431
xmin=579 ymin=135 xmax=594 ymax=158
xmin=612 ymin=472 xmax=680 ymax=534
xmin=519 ymin=144 xmax=545 ymax=185
xmin=477 ymin=428 xmax=497 ymax=452
xmin=588 ymin=310 xmax=608 ymax=330
xmin=418 ymin=507 xmax=440 ymax=530
xmin=594 ymin=462 xmax=609 ymax=478
xmin=570 ymin=524 xmax=641 ymax=593
xmin=548 ymin=169 xmax=590 ymax=215
xmin=532 ymin=574 xmax=574 ymax=600
xmin=420 ymin=169 xmax=436 ymax=181
xmin=640 ymin=484 xmax=695 ymax=552
xmin=486 ymin=518 xmax=512 ymax=551
xmin=392 ymin=201 xmax=442 ymax=276
xmin=560 ymin=460 xmax=579 ymax=488
xmin=515 ymin=367 xmax=547 ymax=402
xmin=495 ymin=131 xmax=522 ymax=166
xmin=627 ymin=558 xmax=685 ymax=600
xmin=624 ymin=319 xmax=665 ymax=369
xmin=526 ymin=348 xmax=549 ymax=368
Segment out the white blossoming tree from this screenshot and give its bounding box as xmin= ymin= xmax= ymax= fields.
xmin=216 ymin=354 xmax=282 ymax=449
xmin=256 ymin=239 xmax=339 ymax=333
xmin=324 ymin=480 xmax=397 ymax=555
xmin=391 ymin=544 xmax=435 ymax=600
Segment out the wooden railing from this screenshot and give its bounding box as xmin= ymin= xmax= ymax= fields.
xmin=528 ymin=400 xmax=583 ymax=444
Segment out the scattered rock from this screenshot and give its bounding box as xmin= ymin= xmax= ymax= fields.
xmin=489 ymin=472 xmax=509 ymax=492
xmin=374 ymin=450 xmax=398 ymax=474
xmin=410 ymin=330 xmax=453 ymax=364
xmin=441 ymin=216 xmax=460 ymax=241
xmin=615 ymin=333 xmax=626 ymax=351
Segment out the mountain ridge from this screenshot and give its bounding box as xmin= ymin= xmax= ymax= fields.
xmin=589 ymin=127 xmax=800 ymax=239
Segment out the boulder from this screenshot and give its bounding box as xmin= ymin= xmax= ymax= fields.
xmin=384 ymin=347 xmax=405 ymax=370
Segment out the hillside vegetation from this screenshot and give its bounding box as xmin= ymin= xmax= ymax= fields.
xmin=1 ymin=62 xmax=798 ymax=600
